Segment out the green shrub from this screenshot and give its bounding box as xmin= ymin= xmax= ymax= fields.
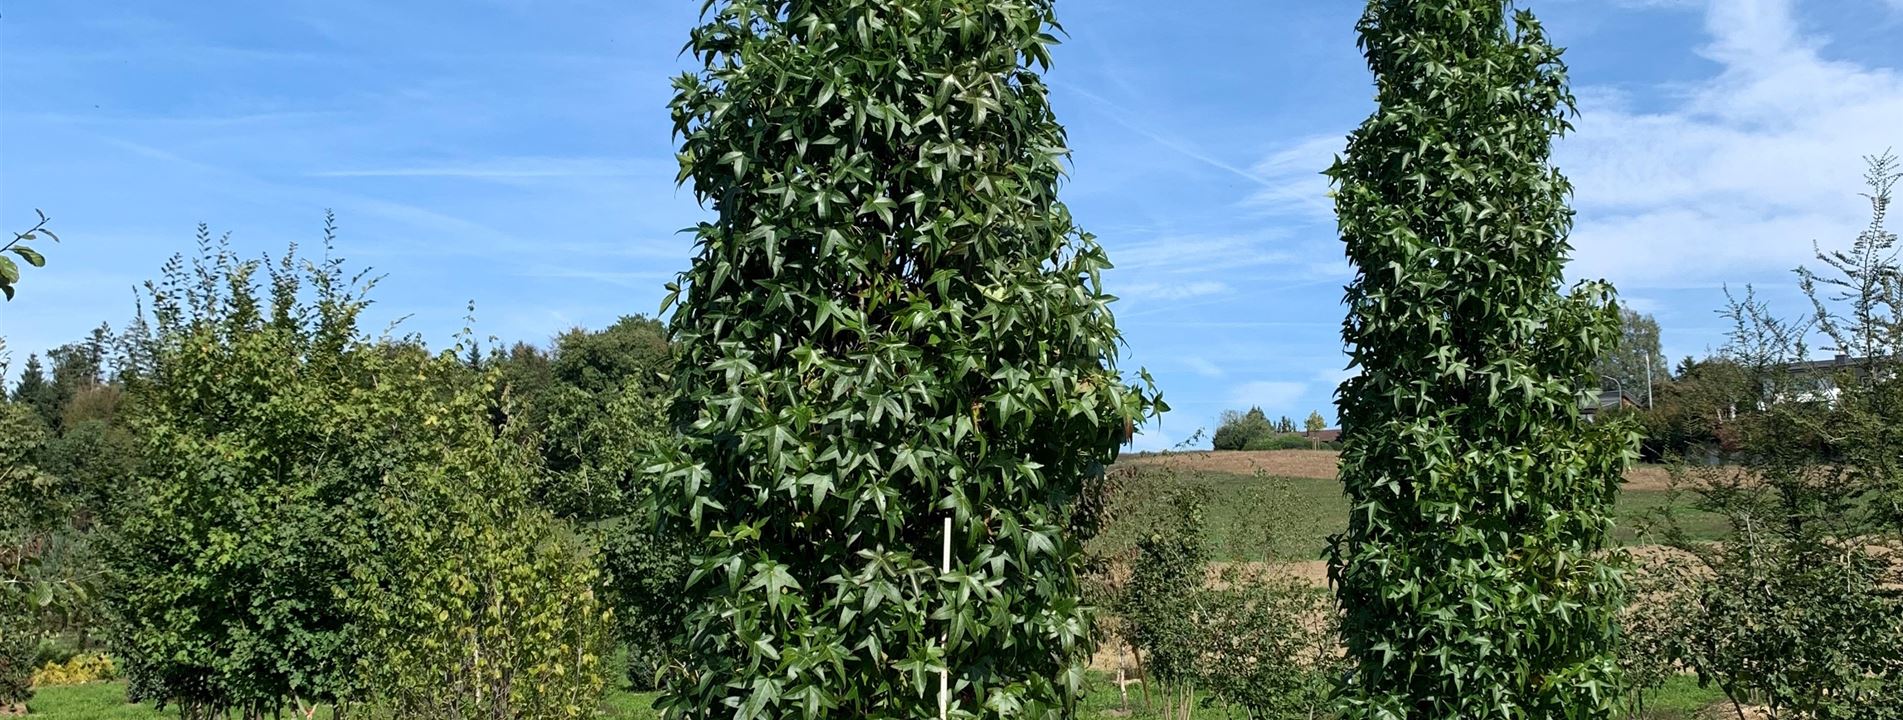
xmin=1112 ymin=479 xmax=1340 ymax=720
xmin=107 ymin=229 xmax=379 ymax=716
xmin=1212 ymin=408 xmax=1274 ymax=451
xmin=1194 ymin=567 xmax=1337 ymax=720
xmin=599 ymin=522 xmax=692 ymax=692
xmin=109 ymin=224 xmax=609 ymax=719
xmin=0 ymin=624 xmax=30 ymax=709
xmin=1240 ymin=433 xmax=1310 ymax=452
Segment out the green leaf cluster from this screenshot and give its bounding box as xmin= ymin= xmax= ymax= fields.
xmin=0 ymin=211 xmax=57 ymax=302
xmin=656 ymin=1 xmax=1162 ymax=717
xmin=481 ymin=316 xmax=690 ymax=692
xmin=1326 ymin=2 xmax=1637 ymax=717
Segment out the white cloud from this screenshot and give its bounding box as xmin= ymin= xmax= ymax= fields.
xmin=1112 ymin=234 xmax=1295 ymax=276
xmin=1560 ymin=0 xmax=1903 ymax=288
xmin=1230 ymin=380 xmax=1308 ymax=410
xmin=1183 ymin=356 xmax=1226 ymax=378
xmin=1244 ymin=134 xmax=1346 ymax=221
xmin=1119 ymin=280 xmax=1233 ymax=301
xmin=1313 ymin=365 xmax=1357 ymax=388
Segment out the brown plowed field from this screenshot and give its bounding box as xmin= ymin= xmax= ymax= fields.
xmin=1121 ymin=449 xmax=1676 ymax=491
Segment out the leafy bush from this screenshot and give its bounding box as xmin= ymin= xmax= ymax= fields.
xmin=1240 ymin=433 xmax=1311 ymax=452
xmin=1 ymin=401 xmax=54 ymax=709
xmin=1112 ymin=477 xmax=1340 ymax=720
xmin=599 ymin=521 xmax=692 ymax=691
xmin=1120 ymin=490 xmax=1209 ymax=693
xmin=0 ymin=625 xmax=29 ymax=709
xmin=1326 ymin=1 xmax=1636 ymax=716
xmin=1211 ymin=408 xmax=1274 ymax=451
xmin=30 ymin=653 xmax=116 ymax=686
xmin=109 ymin=224 xmax=609 ymax=719
xmin=107 ymin=230 xmax=381 ymax=716
xmin=1194 ymin=567 xmax=1336 ymax=720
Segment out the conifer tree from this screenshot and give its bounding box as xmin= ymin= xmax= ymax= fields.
xmin=656 ymin=1 xmax=1160 ymax=717
xmin=1325 ymin=2 xmax=1636 ymax=717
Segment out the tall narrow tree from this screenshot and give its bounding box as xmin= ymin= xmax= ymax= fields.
xmin=1326 ymin=2 xmax=1636 ymax=717
xmin=656 ymin=1 xmax=1160 ymax=718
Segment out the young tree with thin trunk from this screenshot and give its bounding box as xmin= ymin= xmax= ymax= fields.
xmin=1325 ymin=1 xmax=1637 ymax=717
xmin=655 ymin=2 xmax=1161 ymax=718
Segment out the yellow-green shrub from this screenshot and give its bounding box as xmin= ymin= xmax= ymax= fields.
xmin=31 ymin=653 xmax=117 ymax=686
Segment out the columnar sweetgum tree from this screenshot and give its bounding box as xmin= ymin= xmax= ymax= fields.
xmin=1326 ymin=1 xmax=1637 ymax=717
xmin=657 ymin=1 xmax=1160 ymax=717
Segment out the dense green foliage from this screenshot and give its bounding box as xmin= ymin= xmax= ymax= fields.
xmin=1 ymin=211 xmax=69 ymax=710
xmin=656 ymin=1 xmax=1161 ymax=716
xmin=1326 ymin=1 xmax=1636 ymax=717
xmin=1210 ymin=408 xmax=1273 ymax=451
xmin=1 ymin=403 xmax=50 ymax=708
xmin=482 ymin=316 xmax=690 ymax=692
xmin=106 ymin=228 xmax=608 ymax=719
xmin=1594 ymin=305 xmax=1664 ymax=406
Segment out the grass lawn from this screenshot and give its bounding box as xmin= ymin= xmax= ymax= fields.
xmin=26 ymin=675 xmax=1727 ymax=719
xmin=21 ymin=682 xmax=665 ymax=720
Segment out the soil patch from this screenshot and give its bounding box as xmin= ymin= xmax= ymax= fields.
xmin=1123 ymin=450 xmax=1681 ymax=491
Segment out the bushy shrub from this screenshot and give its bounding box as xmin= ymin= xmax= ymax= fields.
xmin=30 ymin=653 xmax=117 ymax=686
xmin=1212 ymin=408 xmax=1274 ymax=451
xmin=1121 ymin=490 xmax=1209 ymax=692
xmin=109 ymin=225 xmax=609 ymax=719
xmin=1195 ymin=567 xmax=1337 ymax=720
xmin=1113 ymin=479 xmax=1341 ymax=720
xmin=1241 ymin=433 xmax=1311 ymax=452
xmin=108 ymin=231 xmax=384 ymax=716
xmin=0 ymin=628 xmax=30 ymax=709
xmin=599 ymin=521 xmax=692 ymax=691
xmin=1 ymin=402 xmax=52 ymax=709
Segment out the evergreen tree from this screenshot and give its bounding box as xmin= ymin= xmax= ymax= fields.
xmin=656 ymin=1 xmax=1160 ymax=717
xmin=10 ymin=354 xmax=59 ymax=428
xmin=1325 ymin=2 xmax=1636 ymax=717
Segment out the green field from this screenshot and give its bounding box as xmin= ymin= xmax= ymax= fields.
xmin=1095 ymin=468 xmax=1727 ymax=562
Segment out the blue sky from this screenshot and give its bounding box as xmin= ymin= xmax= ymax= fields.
xmin=2 ymin=0 xmax=1901 ymax=450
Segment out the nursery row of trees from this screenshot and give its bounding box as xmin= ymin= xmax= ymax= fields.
xmin=6 ymin=0 xmax=1901 ymax=719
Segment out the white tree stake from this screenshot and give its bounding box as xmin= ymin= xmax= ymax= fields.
xmin=940 ymin=515 xmax=952 ymax=720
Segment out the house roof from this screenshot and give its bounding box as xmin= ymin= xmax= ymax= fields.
xmin=1784 ymin=354 xmax=1873 ymax=373
xmin=1583 ymin=389 xmax=1638 ymax=411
